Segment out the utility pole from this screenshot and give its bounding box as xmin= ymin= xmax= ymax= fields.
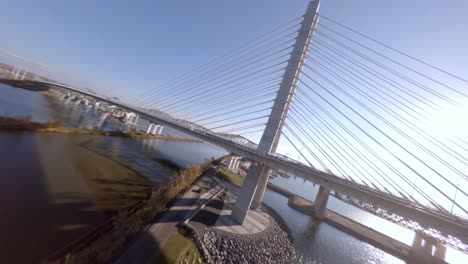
xmin=451 ymin=184 xmax=459 ymax=214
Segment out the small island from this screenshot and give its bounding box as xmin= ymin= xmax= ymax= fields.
xmin=0 ymin=116 xmax=203 ymax=143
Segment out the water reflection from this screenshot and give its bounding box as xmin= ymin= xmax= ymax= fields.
xmin=0 ymin=84 xmax=226 ymax=263
xmin=1 ymin=83 xmax=465 ymax=263
xmin=266 ymin=175 xmax=467 ymax=263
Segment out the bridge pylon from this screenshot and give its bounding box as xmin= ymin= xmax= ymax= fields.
xmin=232 ymin=0 xmax=321 ymax=224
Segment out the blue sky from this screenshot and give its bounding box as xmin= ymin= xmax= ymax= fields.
xmin=2 ymin=1 xmax=468 ymax=252
xmin=0 ymin=0 xmax=467 ymax=97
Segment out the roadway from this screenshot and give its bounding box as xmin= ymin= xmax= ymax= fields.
xmin=115 ymin=173 xmax=220 ymax=264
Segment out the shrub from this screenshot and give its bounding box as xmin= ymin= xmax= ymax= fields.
xmin=45 ymin=161 xmax=212 ymax=264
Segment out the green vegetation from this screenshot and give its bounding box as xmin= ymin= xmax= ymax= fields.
xmin=0 ymin=116 xmax=59 ymax=130
xmin=218 ymin=168 xmax=244 ymax=187
xmin=0 ymin=116 xmax=202 ymax=142
xmin=47 ymin=163 xmax=212 ymax=264
xmin=158 ymin=228 xmax=203 ymax=264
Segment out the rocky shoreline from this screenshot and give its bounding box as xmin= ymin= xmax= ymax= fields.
xmin=201 ymin=205 xmax=295 ymax=264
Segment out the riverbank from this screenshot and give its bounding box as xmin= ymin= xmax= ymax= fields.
xmin=178 ymin=172 xmax=295 ymax=264
xmin=0 ymin=82 xmax=227 ymax=263
xmin=0 ymin=131 xmax=153 ymax=263
xmin=267 ymin=183 xmax=447 ymax=264
xmin=0 ymin=116 xmax=203 ymax=142
xmin=202 ymin=204 xmax=295 ymax=264
xmin=44 ymin=162 xmax=212 ymax=264
xmin=0 ymin=78 xmax=50 ymax=91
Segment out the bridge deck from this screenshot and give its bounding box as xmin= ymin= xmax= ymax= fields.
xmin=2 ymin=79 xmax=465 ymax=252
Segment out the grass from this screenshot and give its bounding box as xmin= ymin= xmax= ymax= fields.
xmin=0 ymin=116 xmax=59 ymax=129
xmin=218 ymin=168 xmax=244 ymax=187
xmin=158 ymin=228 xmax=203 ymax=264
xmin=47 ymin=163 xmax=212 ymax=264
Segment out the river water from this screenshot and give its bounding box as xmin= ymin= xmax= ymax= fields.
xmin=0 ymin=83 xmax=465 ymax=263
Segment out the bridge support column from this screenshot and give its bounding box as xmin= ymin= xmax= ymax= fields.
xmin=64 ymin=95 xmax=73 ymax=104
xmin=153 ymin=125 xmax=163 ymax=135
xmin=152 ymin=124 xmax=159 ymax=135
xmin=227 ymin=156 xmax=241 ymax=170
xmin=409 ymin=233 xmax=446 ymax=263
xmin=232 ymin=0 xmax=320 ymax=224
xmin=133 ymin=114 xmax=139 ymax=124
xmin=232 ymin=164 xmax=270 ymax=223
xmin=146 ymin=123 xmax=154 ymax=134
xmin=95 ymin=112 xmax=109 ymax=128
xmin=14 ymin=68 xmax=20 ymax=80
xmin=94 ymin=102 xmax=100 ymax=110
xmin=251 ymin=165 xmax=271 ymax=209
xmin=313 ymin=186 xmax=330 ymax=220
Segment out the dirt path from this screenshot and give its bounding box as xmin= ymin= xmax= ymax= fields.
xmin=114 ymin=173 xmax=222 ymax=264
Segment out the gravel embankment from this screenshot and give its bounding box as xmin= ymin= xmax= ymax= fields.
xmin=202 ymin=206 xmax=295 ymax=264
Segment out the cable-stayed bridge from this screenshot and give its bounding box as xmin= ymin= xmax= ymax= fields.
xmin=1 ymin=0 xmax=467 ymax=255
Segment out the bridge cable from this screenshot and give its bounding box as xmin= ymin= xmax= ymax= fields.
xmin=128 ymin=16 xmax=302 ymax=103
xmin=140 ymin=40 xmax=293 ymax=108
xmin=318 ymin=15 xmax=468 ymax=84
xmin=283 ymin=124 xmax=332 ymax=173
xmin=292 ymin=96 xmax=418 ymax=199
xmin=148 ymin=59 xmax=287 ymax=112
xmin=294 ymin=87 xmax=444 ymax=208
xmin=315 ymin=32 xmax=461 ymax=105
xmin=303 ymin=66 xmax=468 ymax=198
xmin=131 ymin=26 xmax=299 ymax=105
xmin=306 ymin=56 xmax=468 ymax=180
xmin=200 ymin=107 xmax=272 ymax=127
xmin=309 ymin=49 xmax=427 ymax=117
xmin=316 ymin=27 xmax=467 ymax=101
xmin=153 ymin=52 xmax=290 ymax=111
xmin=312 ymin=40 xmax=439 ymax=109
xmin=298 ymin=76 xmax=467 ymax=214
xmin=289 ymin=110 xmax=376 ymax=187
xmin=290 ymin=106 xmax=402 ymax=194
xmin=178 ymin=80 xmax=281 ymax=119
xmin=280 ymin=129 xmax=316 ymax=169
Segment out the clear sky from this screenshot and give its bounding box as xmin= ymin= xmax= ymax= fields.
xmin=2 ymin=2 xmax=468 ymax=258
xmin=0 ymin=0 xmax=467 ymax=97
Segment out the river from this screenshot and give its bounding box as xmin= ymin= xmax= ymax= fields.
xmin=0 ymin=83 xmax=465 ymax=263
xmin=0 ymin=83 xmax=226 ymax=263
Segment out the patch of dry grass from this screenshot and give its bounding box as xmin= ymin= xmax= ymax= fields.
xmin=45 ymin=163 xmax=212 ymax=264
xmin=0 ymin=116 xmax=202 ymax=142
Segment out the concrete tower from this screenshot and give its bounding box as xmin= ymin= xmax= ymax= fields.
xmin=232 ymin=0 xmax=320 ymax=224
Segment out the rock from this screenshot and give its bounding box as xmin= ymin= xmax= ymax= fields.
xmin=198 ymin=207 xmax=295 ymax=263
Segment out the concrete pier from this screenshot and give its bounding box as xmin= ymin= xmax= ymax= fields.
xmin=267 ymin=183 xmax=447 ymax=263
xmin=146 ymin=122 xmax=163 ymax=135
xmin=227 ymin=156 xmax=241 ymax=170
xmin=146 ymin=123 xmax=154 ymax=134
xmin=313 ymin=186 xmax=330 ymax=220
xmin=409 ymin=234 xmax=447 ymax=264
xmin=95 ymin=112 xmax=109 ymax=127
